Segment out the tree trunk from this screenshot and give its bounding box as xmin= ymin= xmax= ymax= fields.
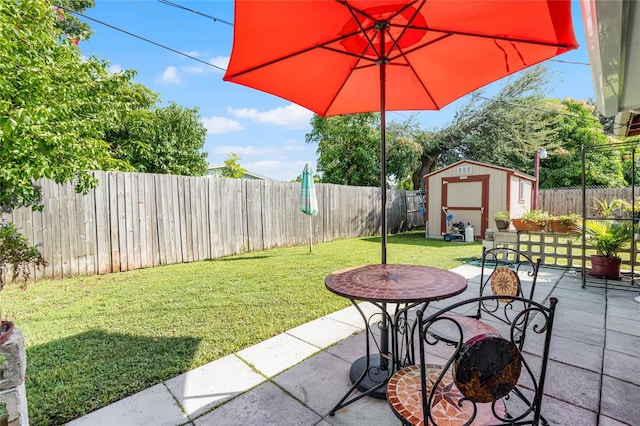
xmin=412 ymin=156 xmax=437 ymax=190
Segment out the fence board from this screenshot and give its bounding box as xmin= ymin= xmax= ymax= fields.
xmin=94 ymin=172 xmax=111 ymax=274
xmin=182 ymin=177 xmax=193 ymax=262
xmin=60 ymin=181 xmax=76 ymax=277
xmin=128 ymin=173 xmax=140 ymax=270
xmin=74 ymin=189 xmax=87 ymax=275
xmin=244 ymin=180 xmax=264 ymax=251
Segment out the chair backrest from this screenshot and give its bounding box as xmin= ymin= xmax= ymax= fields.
xmin=476 ymin=247 xmax=541 ymax=329
xmin=415 ymin=295 xmax=557 ymax=426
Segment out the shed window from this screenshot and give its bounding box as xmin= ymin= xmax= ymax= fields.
xmin=457 ymin=165 xmax=472 ymax=174
xmin=519 ymin=180 xmax=526 ymax=202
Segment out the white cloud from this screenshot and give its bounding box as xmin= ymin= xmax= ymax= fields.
xmin=184 ymin=50 xmax=202 ymax=57
xmin=182 ymin=65 xmax=205 ymax=74
xmin=107 ymin=64 xmax=123 ymax=74
xmin=161 ymin=66 xmax=180 ymax=84
xmin=213 ymin=146 xmax=265 ymax=155
xmin=201 ymin=117 xmax=243 ymax=134
xmin=245 ymin=160 xmax=311 ymax=181
xmin=209 ymin=56 xmax=229 ymax=71
xmin=228 ymin=103 xmax=312 ymax=129
xmin=283 ymin=140 xmax=306 ymax=152
xmin=247 ymin=160 xmax=284 ymax=170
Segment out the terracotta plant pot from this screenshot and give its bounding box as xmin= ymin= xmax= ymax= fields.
xmin=549 ymin=220 xmax=577 ymax=233
xmin=0 ymin=321 xmax=14 ymax=346
xmin=589 ymin=255 xmax=622 ymax=279
xmin=512 ymin=219 xmax=543 ymax=232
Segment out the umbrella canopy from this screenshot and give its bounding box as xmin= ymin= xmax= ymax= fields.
xmin=224 ymin=0 xmax=578 ymax=263
xmin=299 ymin=163 xmax=319 ymax=217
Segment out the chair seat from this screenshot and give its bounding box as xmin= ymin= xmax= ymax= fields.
xmin=388 ymin=364 xmax=506 ymax=426
xmin=427 ymin=312 xmax=500 ymax=345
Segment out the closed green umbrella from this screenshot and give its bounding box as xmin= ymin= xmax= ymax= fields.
xmin=300 ymin=163 xmax=318 ymax=252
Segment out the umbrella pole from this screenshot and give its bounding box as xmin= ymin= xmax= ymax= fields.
xmin=309 ymin=215 xmax=312 ymax=252
xmin=379 ymin=33 xmax=389 ymax=370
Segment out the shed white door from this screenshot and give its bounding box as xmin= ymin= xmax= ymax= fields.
xmin=440 ymin=175 xmax=489 ymax=238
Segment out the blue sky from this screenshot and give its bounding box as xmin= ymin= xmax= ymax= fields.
xmin=78 ymin=0 xmax=596 ymax=181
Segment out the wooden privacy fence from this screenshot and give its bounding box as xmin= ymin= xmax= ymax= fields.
xmin=1 ymin=171 xmax=412 ymax=281
xmin=538 ymin=187 xmax=639 ymax=216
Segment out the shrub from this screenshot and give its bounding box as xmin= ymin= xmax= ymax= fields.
xmin=0 ymin=219 xmax=47 ymax=288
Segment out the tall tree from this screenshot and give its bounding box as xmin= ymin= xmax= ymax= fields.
xmin=106 ymin=102 xmax=208 ymax=176
xmin=539 ymin=99 xmax=625 ymax=188
xmin=0 ymin=0 xmax=145 ymax=209
xmin=306 ymin=113 xmax=380 ymax=186
xmin=436 ymin=66 xmax=559 ymax=176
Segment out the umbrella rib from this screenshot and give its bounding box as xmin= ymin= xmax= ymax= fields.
xmin=382 ymin=0 xmax=427 ymax=60
xmin=339 ymin=0 xmax=383 ymax=59
xmin=386 ymin=32 xmax=453 ymax=62
xmin=412 ymin=26 xmax=575 ymax=50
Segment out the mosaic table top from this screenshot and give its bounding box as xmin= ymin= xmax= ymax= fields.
xmin=325 ymin=264 xmax=467 ymax=303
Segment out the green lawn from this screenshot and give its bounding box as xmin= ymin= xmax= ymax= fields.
xmin=0 ymin=231 xmax=481 ymax=425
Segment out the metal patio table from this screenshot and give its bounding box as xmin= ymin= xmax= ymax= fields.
xmin=325 ymin=264 xmax=467 ymax=415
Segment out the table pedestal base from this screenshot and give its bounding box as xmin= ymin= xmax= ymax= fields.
xmin=349 ymin=354 xmax=390 ymax=400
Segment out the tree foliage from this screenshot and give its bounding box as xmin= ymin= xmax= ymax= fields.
xmin=438 ymin=66 xmax=559 ymax=175
xmin=106 ymin=102 xmax=208 ymax=176
xmin=53 ymin=0 xmax=94 ymax=39
xmin=306 ymin=113 xmax=381 ymax=186
xmin=539 ymin=99 xmax=625 ymax=188
xmin=0 ymin=0 xmax=144 ymax=209
xmin=0 ymin=0 xmax=211 ymax=209
xmin=221 ymin=153 xmax=246 ymax=179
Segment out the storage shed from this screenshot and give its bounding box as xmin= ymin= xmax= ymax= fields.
xmin=424 ymin=160 xmax=535 ymax=240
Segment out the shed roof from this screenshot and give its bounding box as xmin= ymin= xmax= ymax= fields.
xmin=423 ymin=159 xmax=535 ymax=182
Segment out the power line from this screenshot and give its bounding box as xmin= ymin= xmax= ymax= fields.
xmin=477 ymin=95 xmax=631 ymax=132
xmin=60 ymin=5 xmax=227 ymax=72
xmin=127 ymin=0 xmax=226 ymax=42
xmin=157 ymin=0 xmax=233 ymax=26
xmin=549 ymin=58 xmax=590 ymax=66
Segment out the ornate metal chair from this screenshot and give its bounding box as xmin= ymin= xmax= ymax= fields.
xmin=388 ymin=295 xmax=558 ymax=426
xmin=428 ymin=247 xmax=542 ymax=346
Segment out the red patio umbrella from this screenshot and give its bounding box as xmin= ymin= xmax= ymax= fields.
xmin=223 ymin=1 xmax=577 ymax=403
xmin=224 ymin=0 xmax=577 ymax=264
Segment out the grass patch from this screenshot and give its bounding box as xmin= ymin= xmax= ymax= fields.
xmin=0 ymin=231 xmax=481 ymax=425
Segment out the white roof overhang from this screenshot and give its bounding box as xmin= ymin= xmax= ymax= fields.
xmin=581 ymin=0 xmax=640 ymax=133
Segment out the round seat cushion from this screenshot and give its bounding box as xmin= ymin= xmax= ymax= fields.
xmin=453 ymin=333 xmax=522 ymax=403
xmin=388 ymin=364 xmax=506 ymax=425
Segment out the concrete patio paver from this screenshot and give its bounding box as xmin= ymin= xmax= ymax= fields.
xmin=193 ymin=381 xmax=323 ymax=426
xmin=66 ymin=264 xmax=640 ymax=426
xmin=164 ymin=354 xmax=265 ymax=419
xmin=66 ymin=383 xmax=187 ymax=426
xmin=235 ymin=332 xmax=320 ymax=378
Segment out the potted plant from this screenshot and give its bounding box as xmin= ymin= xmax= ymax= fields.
xmin=623 ymin=197 xmax=640 ymax=220
xmin=549 ymin=213 xmax=581 ymax=233
xmin=512 ymin=210 xmax=550 ymax=231
xmin=580 ymin=220 xmax=634 ymax=279
xmin=593 ymin=197 xmax=627 ymax=218
xmin=494 ymin=211 xmax=511 ymax=231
